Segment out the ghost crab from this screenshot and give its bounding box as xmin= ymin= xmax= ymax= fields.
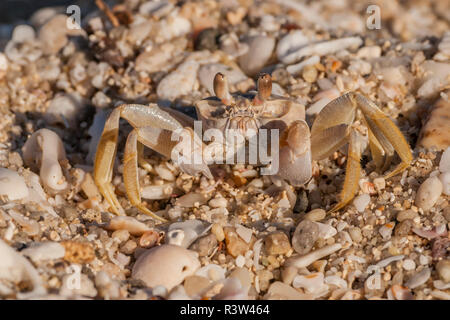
xmin=93 ymin=73 xmax=412 ymax=222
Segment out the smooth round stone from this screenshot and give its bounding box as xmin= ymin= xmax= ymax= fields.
xmin=0 ymin=168 xmax=29 ymax=201
xmin=291 ymin=220 xmax=319 ymax=255
xmin=415 ymin=176 xmax=443 ymax=211
xmin=238 ymin=35 xmax=275 ymax=76
xmin=132 ymin=245 xmax=200 ymax=291
xmin=402 ymin=259 xmax=416 ymax=271
xmin=304 ymin=209 xmax=326 ymax=222
xmin=353 ymin=194 xmax=371 ymax=212
xmin=183 ymin=275 xmax=210 ymax=297
xmin=436 ymin=260 xmax=450 ymax=283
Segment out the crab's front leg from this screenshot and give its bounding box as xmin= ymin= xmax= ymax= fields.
xmin=94 ymin=104 xmax=211 ymax=221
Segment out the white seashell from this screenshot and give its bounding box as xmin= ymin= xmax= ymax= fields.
xmin=440 ymin=147 xmax=450 ymax=173
xmin=277 ymin=30 xmax=310 ymax=63
xmin=132 ymin=244 xmax=200 ymax=291
xmin=44 ymin=93 xmax=85 ymax=129
xmin=238 ymin=35 xmax=275 ymax=76
xmin=433 ymin=280 xmax=450 ymax=290
xmin=0 ymin=168 xmax=29 ymax=201
xmin=105 ymin=216 xmax=151 ymax=236
xmin=353 ymin=194 xmax=371 ymax=212
xmin=168 ymin=285 xmax=191 ymax=300
xmin=22 ymin=242 xmax=65 ymax=263
xmin=415 ymin=176 xmax=443 ymax=211
xmin=195 ymin=264 xmax=226 ymax=281
xmin=22 ymin=129 xmax=68 ymax=194
xmin=306 ymin=97 xmax=332 ymax=116
xmin=0 ymin=239 xmax=46 ymax=299
xmin=406 ymin=267 xmax=431 ymax=289
xmin=282 ymin=37 xmax=362 ymax=65
xmin=198 ymin=63 xmax=248 ymax=96
xmin=157 ymin=60 xmax=199 ymax=101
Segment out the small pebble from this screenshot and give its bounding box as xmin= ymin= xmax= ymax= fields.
xmin=348 ymin=227 xmax=362 ymax=243
xmin=415 ymin=176 xmax=443 ymax=211
xmin=303 ymin=208 xmax=326 ymax=222
xmin=0 ymin=168 xmax=29 ymax=201
xmin=353 ymin=194 xmax=371 ymax=212
xmin=406 ymin=267 xmax=431 ymax=289
xmin=132 ymin=245 xmax=200 ymax=291
xmin=292 ymin=220 xmax=319 ymax=255
xmin=403 ymin=259 xmax=416 ymax=271
xmin=211 ymin=223 xmax=225 ymax=242
xmin=22 ymin=242 xmax=65 ymax=263
xmin=436 ymin=260 xmax=450 ymax=283
xmin=224 ymin=227 xmax=250 ymax=258
xmin=190 ymin=234 xmax=217 ymax=257
xmin=394 ymin=219 xmax=414 ymax=237
xmin=264 ymin=232 xmax=292 ymax=255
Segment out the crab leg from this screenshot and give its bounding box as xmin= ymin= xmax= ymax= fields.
xmin=94 ymin=103 xmax=211 ymax=218
xmin=329 ymin=128 xmax=364 ymax=212
xmin=93 ymin=107 xmax=124 ymax=215
xmin=353 ymin=93 xmax=412 ymax=179
xmin=123 ymin=130 xmax=167 ymax=222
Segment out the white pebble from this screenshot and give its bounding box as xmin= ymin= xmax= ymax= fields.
xmin=132 ymin=245 xmax=200 ymax=291
xmin=415 ymin=176 xmax=443 ymax=210
xmin=379 ymin=222 xmax=395 ymax=240
xmin=402 ymin=259 xmax=416 ymax=271
xmin=439 ymin=172 xmax=450 ymax=196
xmin=235 ymin=224 xmax=253 ymax=244
xmin=0 ymin=168 xmax=29 ymax=201
xmin=195 ymin=264 xmax=226 ymax=281
xmin=353 ymin=194 xmax=371 ymax=212
xmin=235 ymin=255 xmax=245 ymax=268
xmin=439 ymin=147 xmax=450 ymax=173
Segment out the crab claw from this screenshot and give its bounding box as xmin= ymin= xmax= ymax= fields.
xmin=214 ymin=72 xmax=233 ymax=105
xmin=277 ymin=120 xmax=312 ymax=186
xmin=256 ymin=73 xmax=272 ymax=104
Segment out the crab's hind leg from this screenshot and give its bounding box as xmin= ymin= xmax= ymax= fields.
xmin=353 ymin=93 xmax=412 ymax=179
xmin=329 ymin=128 xmax=364 ymax=213
xmin=123 ymin=129 xmax=167 ymax=222
xmin=93 ymin=108 xmax=125 ymax=215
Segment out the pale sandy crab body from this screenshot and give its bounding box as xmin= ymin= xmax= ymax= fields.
xmin=93 ymin=73 xmax=412 ymax=223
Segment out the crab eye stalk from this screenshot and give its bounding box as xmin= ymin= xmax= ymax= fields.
xmin=213 ymin=72 xmax=232 ymax=105
xmin=257 ymin=73 xmax=272 ymax=103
